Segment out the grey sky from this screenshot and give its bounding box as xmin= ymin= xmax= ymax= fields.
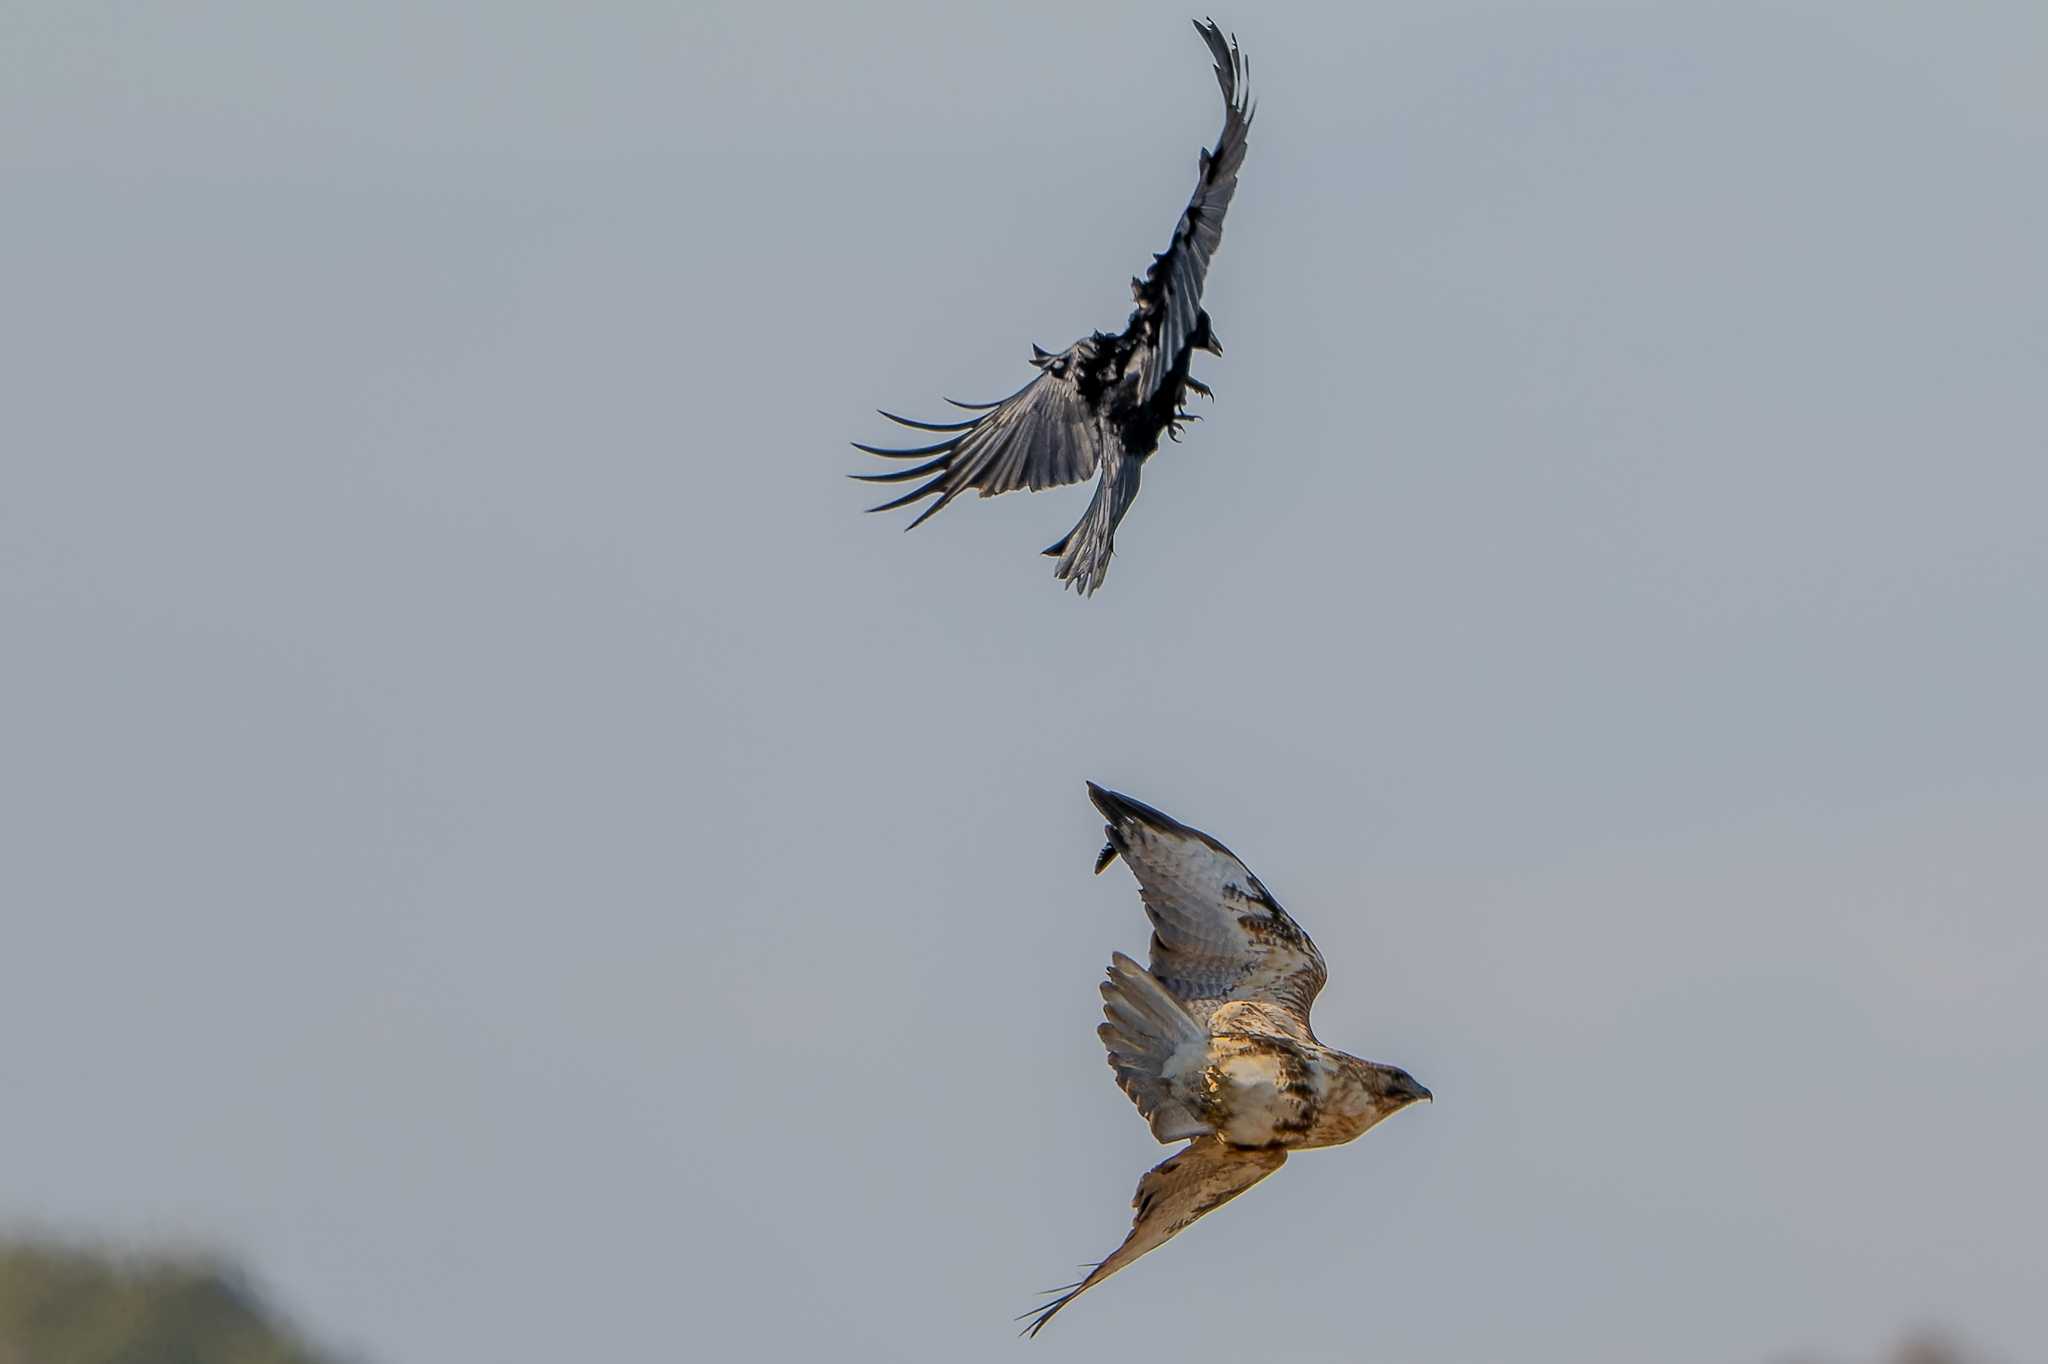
xmin=4 ymin=2 xmax=2045 ymax=1361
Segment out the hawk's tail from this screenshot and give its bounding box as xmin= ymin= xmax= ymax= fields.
xmin=1097 ymin=952 xmax=1211 ymax=1143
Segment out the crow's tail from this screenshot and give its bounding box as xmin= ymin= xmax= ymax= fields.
xmin=1043 ymin=452 xmax=1142 ymax=597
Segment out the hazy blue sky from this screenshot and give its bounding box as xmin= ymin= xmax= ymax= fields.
xmin=4 ymin=2 xmax=2045 ymax=1361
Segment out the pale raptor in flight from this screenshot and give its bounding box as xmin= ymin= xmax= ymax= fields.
xmin=853 ymin=20 xmax=1254 ymax=596
xmin=1023 ymin=784 xmax=1433 ymax=1336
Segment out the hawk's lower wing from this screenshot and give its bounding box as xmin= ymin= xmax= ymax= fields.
xmin=1020 ymin=1138 xmax=1286 ymax=1338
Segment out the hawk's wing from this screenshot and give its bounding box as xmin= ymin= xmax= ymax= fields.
xmin=1088 ymin=783 xmax=1327 ymax=1040
xmin=852 ymin=343 xmax=1110 ymax=530
xmin=1021 ymin=1137 xmax=1286 ymax=1338
xmin=1131 ymin=20 xmax=1254 ymax=402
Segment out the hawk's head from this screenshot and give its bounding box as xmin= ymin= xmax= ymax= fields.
xmin=1363 ymin=1063 xmax=1433 ymax=1114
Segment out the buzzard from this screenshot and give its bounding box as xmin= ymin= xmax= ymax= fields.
xmin=1022 ymin=784 xmax=1432 ymax=1336
xmin=852 ymin=20 xmax=1254 ymax=596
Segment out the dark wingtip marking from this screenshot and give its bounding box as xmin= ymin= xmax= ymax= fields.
xmin=1087 ymin=783 xmax=1163 ymax=829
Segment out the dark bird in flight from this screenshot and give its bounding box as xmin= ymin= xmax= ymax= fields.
xmin=1022 ymin=784 xmax=1433 ymax=1336
xmin=852 ymin=20 xmax=1254 ymax=596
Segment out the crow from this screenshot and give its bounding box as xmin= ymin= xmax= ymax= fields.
xmin=853 ymin=20 xmax=1254 ymax=596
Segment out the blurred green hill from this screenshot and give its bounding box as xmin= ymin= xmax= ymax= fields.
xmin=0 ymin=1241 xmax=338 ymax=1364
xmin=0 ymin=1234 xmax=1996 ymax=1364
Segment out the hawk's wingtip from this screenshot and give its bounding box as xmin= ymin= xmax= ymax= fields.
xmin=1088 ymin=782 xmax=1162 ymax=826
xmin=1087 ymin=783 xmax=1119 ymax=871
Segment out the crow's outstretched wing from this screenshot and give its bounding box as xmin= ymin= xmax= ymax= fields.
xmin=1131 ymin=20 xmax=1254 ymax=402
xmin=852 ymin=342 xmax=1109 ymax=530
xmin=1021 ymin=1137 xmax=1286 ymax=1337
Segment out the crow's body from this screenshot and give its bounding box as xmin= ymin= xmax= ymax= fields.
xmin=854 ymin=20 xmax=1253 ymax=595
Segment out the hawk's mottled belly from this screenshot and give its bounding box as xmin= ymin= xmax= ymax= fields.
xmin=1195 ymin=1033 xmax=1384 ymax=1151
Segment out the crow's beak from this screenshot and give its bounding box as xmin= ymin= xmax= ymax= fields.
xmin=1202 ymin=333 xmax=1224 ymax=357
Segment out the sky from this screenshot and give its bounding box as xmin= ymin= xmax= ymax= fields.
xmin=3 ymin=1 xmax=2045 ymax=1361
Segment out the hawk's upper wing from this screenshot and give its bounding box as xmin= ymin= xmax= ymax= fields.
xmin=852 ymin=343 xmax=1110 ymax=530
xmin=1021 ymin=1137 xmax=1286 ymax=1338
xmin=1088 ymin=783 xmax=1327 ymax=1039
xmin=1131 ymin=20 xmax=1253 ymax=403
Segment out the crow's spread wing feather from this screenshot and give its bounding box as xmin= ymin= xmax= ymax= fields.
xmin=1132 ymin=20 xmax=1254 ymax=402
xmin=852 ymin=342 xmax=1109 ymax=529
xmin=1088 ymin=783 xmax=1327 ymax=1039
